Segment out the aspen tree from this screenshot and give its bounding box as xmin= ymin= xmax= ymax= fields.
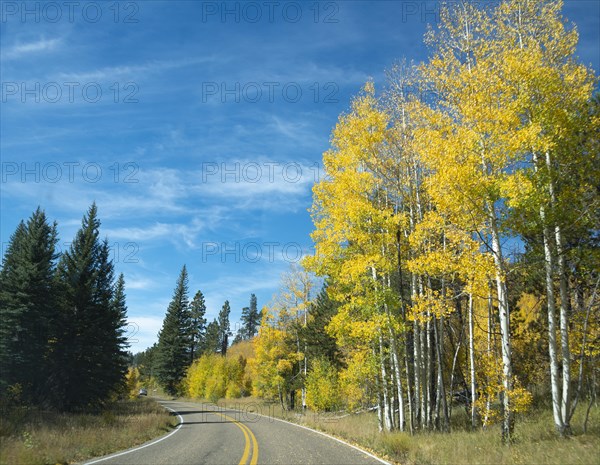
xmin=495 ymin=0 xmax=598 ymax=435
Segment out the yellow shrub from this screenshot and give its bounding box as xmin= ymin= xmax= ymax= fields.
xmin=184 ymin=353 xmax=249 ymax=401
xmin=306 ymin=358 xmax=341 ymax=412
xmin=125 ymin=367 xmax=142 ymax=399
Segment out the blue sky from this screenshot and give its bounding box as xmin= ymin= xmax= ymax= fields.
xmin=1 ymin=0 xmax=598 ymax=352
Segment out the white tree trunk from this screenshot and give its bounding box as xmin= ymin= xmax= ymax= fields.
xmin=375 ymin=361 xmax=384 ymax=433
xmin=302 ymin=299 xmax=308 ymax=410
xmin=468 ymin=293 xmax=477 ymax=428
xmin=412 ymin=272 xmax=423 ymax=429
xmin=484 ymin=289 xmax=493 ymax=427
xmin=556 ymin=222 xmax=571 ymax=433
xmin=544 ymin=150 xmax=572 ymax=434
xmin=388 ymin=322 xmax=405 ymax=431
xmin=534 ymin=151 xmax=565 ymax=433
xmin=421 ymin=312 xmax=431 ymax=428
xmin=490 ymin=211 xmax=513 ymax=441
xmin=379 ymin=331 xmax=393 ymax=431
xmin=542 ymin=209 xmax=566 ymax=432
xmin=414 ymin=319 xmax=422 ymax=429
xmin=434 ymin=315 xmax=449 ymax=431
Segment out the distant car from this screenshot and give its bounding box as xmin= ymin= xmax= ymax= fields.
xmin=138 ymin=388 xmax=147 ymax=396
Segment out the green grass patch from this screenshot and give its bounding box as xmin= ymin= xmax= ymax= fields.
xmin=0 ymin=397 xmax=177 ymax=465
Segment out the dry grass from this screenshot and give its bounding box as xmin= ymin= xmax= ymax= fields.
xmin=211 ymin=397 xmax=600 ymax=465
xmin=0 ymin=397 xmax=177 ymax=465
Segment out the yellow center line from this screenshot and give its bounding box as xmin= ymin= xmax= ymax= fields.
xmin=213 ymin=411 xmax=259 ymax=465
xmin=244 ymin=420 xmax=259 ymax=465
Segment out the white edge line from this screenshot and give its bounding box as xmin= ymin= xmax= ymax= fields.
xmin=213 ymin=403 xmax=392 ymax=465
xmin=83 ymin=402 xmax=184 ymax=465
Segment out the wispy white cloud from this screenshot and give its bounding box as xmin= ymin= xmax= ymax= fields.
xmin=105 ymin=216 xmax=209 ymax=249
xmin=269 ymin=115 xmax=312 ymax=142
xmin=1 ymin=37 xmax=62 ymax=60
xmin=125 ymin=276 xmax=156 ymax=290
xmin=56 ymin=57 xmax=219 ymax=82
xmin=198 ymin=270 xmax=284 ymax=326
xmin=1 ymin=156 xmax=314 ymax=252
xmin=106 ymin=223 xmax=175 ymax=242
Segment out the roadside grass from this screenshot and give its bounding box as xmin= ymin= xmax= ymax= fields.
xmin=205 ymin=396 xmax=599 ymax=465
xmin=0 ymin=397 xmax=177 ymax=465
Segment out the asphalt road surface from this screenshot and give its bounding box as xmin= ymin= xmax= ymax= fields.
xmin=83 ymin=399 xmax=390 ymax=465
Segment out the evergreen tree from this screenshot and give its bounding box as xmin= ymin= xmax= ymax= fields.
xmin=155 ymin=265 xmax=190 ymax=394
xmin=52 ymin=204 xmax=100 ymax=409
xmin=51 ymin=204 xmax=125 ymax=409
xmin=218 ymin=301 xmax=231 ymax=356
xmin=133 ymin=343 xmax=158 ymax=383
xmin=204 ymin=319 xmax=221 ymax=354
xmin=0 ymin=221 xmax=26 ymax=281
xmin=302 ymin=285 xmax=343 ymax=369
xmin=0 ymin=209 xmax=58 ymax=403
xmin=107 ymin=273 xmax=130 ymax=393
xmin=231 ymin=331 xmax=244 ymax=346
xmin=0 ymin=220 xmax=28 ymax=396
xmin=240 ymin=294 xmax=261 ymax=340
xmin=188 ymin=290 xmax=207 ymax=362
xmin=240 ymin=307 xmax=250 ymax=339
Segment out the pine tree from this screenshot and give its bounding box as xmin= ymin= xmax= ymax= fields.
xmin=52 ymin=204 xmax=100 ymax=409
xmin=133 ymin=343 xmax=158 ymax=383
xmin=302 ymin=285 xmax=342 ymax=369
xmin=0 ymin=209 xmax=58 ymax=404
xmin=249 ymin=294 xmax=260 ymax=337
xmin=232 ymin=330 xmax=244 ymax=346
xmin=0 ymin=221 xmax=27 ymax=395
xmin=89 ymin=240 xmax=122 ymax=400
xmin=51 ymin=204 xmax=128 ymax=409
xmin=240 ymin=307 xmax=251 ymax=340
xmin=218 ymin=300 xmax=231 ymax=356
xmin=204 ymin=319 xmax=221 ymax=354
xmin=155 ymin=265 xmax=190 ymax=395
xmin=47 ymin=204 xmax=126 ymax=409
xmin=240 ymin=294 xmax=261 ymax=340
xmin=107 ymin=273 xmax=130 ymax=395
xmin=188 ymin=290 xmax=207 ymax=362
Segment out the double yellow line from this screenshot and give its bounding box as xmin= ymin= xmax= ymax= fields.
xmin=213 ymin=411 xmax=259 ymax=465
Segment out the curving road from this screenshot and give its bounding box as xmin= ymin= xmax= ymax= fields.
xmin=83 ymin=399 xmax=390 ymax=465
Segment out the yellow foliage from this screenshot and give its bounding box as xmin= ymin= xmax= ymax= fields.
xmin=184 ymin=353 xmax=249 ymax=402
xmin=409 ymin=289 xmax=454 ymax=321
xmin=305 ymin=358 xmax=341 ymax=412
xmin=228 ymin=339 xmax=255 ymax=360
xmin=339 ymin=349 xmax=377 ymax=411
xmin=251 ymin=307 xmax=298 ymax=399
xmin=125 ymin=367 xmax=142 ymax=399
xmin=514 ymin=293 xmax=543 ymax=338
xmin=301 ymin=0 xmax=597 ymax=433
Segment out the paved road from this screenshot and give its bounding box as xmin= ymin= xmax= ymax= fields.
xmin=83 ymin=399 xmax=390 ymax=465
